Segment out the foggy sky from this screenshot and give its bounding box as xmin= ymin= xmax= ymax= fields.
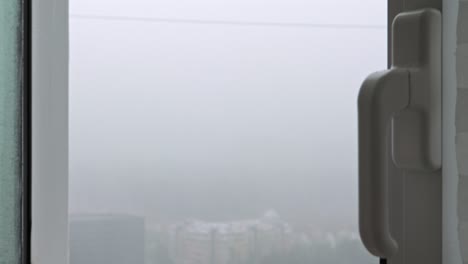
xmin=69 ymin=0 xmax=387 ymax=230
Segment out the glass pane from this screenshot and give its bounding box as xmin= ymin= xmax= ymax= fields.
xmin=0 ymin=1 xmax=23 ymax=263
xmin=69 ymin=1 xmax=386 ymax=263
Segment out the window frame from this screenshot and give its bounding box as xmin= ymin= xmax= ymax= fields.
xmin=21 ymin=0 xmax=451 ymax=264
xmin=30 ymin=0 xmax=69 ymax=263
xmin=384 ymin=1 xmax=442 ymax=264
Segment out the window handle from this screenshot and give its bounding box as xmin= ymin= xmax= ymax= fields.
xmin=358 ymin=8 xmax=441 ymax=259
xmin=358 ymin=68 xmax=409 ymax=257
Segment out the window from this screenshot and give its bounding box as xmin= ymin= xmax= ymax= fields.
xmin=68 ymin=1 xmax=386 ymax=264
xmin=0 ymin=0 xmax=449 ymax=264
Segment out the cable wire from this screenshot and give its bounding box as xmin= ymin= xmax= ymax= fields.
xmin=70 ymin=14 xmax=386 ymax=29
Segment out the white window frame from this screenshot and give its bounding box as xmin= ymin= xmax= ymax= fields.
xmin=31 ymin=1 xmax=69 ymax=263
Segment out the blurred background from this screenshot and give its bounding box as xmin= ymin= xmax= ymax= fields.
xmin=68 ymin=1 xmax=387 ymax=263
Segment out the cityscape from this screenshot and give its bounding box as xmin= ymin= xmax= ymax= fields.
xmin=70 ymin=210 xmax=375 ymax=264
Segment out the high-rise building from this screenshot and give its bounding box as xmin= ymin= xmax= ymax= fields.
xmin=70 ymin=214 xmax=145 ymax=264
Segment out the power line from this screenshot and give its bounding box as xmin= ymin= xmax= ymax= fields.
xmin=70 ymin=14 xmax=386 ymax=30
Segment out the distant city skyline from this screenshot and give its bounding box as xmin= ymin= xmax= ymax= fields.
xmin=70 ymin=211 xmax=374 ymax=264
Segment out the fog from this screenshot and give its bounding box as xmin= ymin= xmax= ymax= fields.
xmin=69 ymin=1 xmax=386 ymax=263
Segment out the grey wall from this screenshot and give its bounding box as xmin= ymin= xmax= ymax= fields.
xmin=0 ymin=1 xmax=24 ymax=263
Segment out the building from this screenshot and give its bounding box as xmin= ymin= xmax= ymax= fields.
xmin=168 ymin=210 xmax=293 ymax=264
xmin=70 ymin=214 xmax=145 ymax=264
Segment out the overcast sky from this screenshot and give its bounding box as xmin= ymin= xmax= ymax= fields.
xmin=68 ymin=0 xmax=387 ymax=230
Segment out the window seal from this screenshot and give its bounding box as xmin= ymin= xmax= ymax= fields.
xmin=20 ymin=0 xmax=32 ymax=263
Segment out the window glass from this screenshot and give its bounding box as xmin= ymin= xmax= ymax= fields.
xmin=0 ymin=1 xmax=24 ymax=263
xmin=69 ymin=1 xmax=386 ymax=263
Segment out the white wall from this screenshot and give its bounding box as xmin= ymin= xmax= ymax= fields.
xmin=31 ymin=0 xmax=69 ymax=263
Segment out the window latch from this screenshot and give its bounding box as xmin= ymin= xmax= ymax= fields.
xmin=358 ymin=8 xmax=441 ymax=259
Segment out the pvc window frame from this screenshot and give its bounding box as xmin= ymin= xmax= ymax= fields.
xmin=384 ymin=1 xmax=443 ymax=264
xmin=30 ymin=1 xmax=69 ymax=264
